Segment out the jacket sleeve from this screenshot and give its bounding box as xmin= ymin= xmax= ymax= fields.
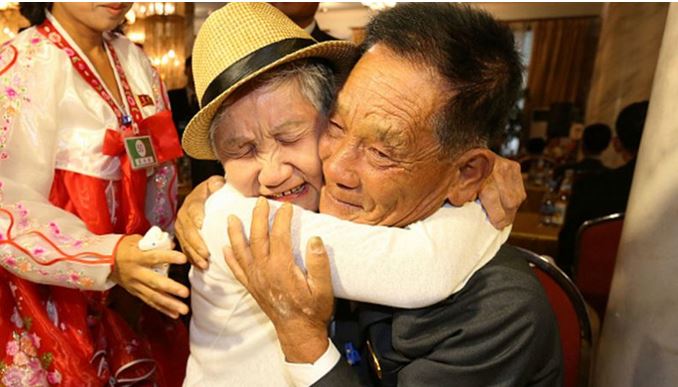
xmin=0 ymin=37 xmax=120 ymax=290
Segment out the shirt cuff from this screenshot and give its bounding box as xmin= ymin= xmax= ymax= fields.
xmin=284 ymin=339 xmax=341 ymax=387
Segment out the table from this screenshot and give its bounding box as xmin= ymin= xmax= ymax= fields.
xmin=520 ymin=184 xmax=548 ymax=213
xmin=508 ymin=211 xmax=561 ymax=258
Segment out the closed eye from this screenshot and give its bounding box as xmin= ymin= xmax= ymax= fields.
xmin=369 ymin=146 xmax=390 ymax=160
xmin=327 ymin=119 xmax=345 ymax=138
xmin=222 ymin=144 xmax=255 ymax=159
xmin=275 ymin=134 xmax=302 ymax=145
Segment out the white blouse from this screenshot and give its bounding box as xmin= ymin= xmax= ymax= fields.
xmin=185 ymin=184 xmax=510 ymax=386
xmin=0 ymin=13 xmax=176 ymax=290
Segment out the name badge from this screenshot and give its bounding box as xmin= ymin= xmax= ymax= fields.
xmin=124 ymin=135 xmax=158 ymax=170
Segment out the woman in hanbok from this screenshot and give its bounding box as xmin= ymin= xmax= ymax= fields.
xmin=0 ymin=3 xmax=188 ymax=386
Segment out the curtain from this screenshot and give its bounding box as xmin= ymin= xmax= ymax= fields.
xmin=526 ymin=17 xmax=599 ymax=113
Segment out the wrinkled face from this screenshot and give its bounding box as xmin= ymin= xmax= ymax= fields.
xmin=319 ymin=44 xmax=457 ymax=227
xmin=52 ymin=2 xmax=132 ymax=32
xmin=212 ymin=80 xmax=324 ymax=211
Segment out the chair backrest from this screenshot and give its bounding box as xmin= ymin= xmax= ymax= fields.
xmin=519 ymin=248 xmax=592 ymax=387
xmin=574 ymin=213 xmax=624 ymax=322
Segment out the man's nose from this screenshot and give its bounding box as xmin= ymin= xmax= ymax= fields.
xmin=323 ymin=140 xmax=360 ymax=190
xmin=258 ymin=152 xmax=293 ymax=189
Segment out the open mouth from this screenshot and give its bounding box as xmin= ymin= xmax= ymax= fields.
xmin=266 ymin=183 xmax=309 ymax=202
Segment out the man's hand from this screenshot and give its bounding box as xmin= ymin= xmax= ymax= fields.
xmin=110 ymin=235 xmax=189 ymax=319
xmin=175 ymin=175 xmax=225 ymax=269
xmin=224 ymin=198 xmax=333 ymax=363
xmin=479 ymin=157 xmax=526 ymax=229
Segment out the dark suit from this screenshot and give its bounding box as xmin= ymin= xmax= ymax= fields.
xmin=557 ymin=159 xmax=636 ymax=274
xmin=554 ymin=157 xmax=607 ymax=184
xmin=167 ymin=86 xmax=224 ymax=187
xmin=311 ymin=24 xmax=339 ymax=42
xmin=318 ymin=245 xmax=563 ymax=387
xmin=168 ymin=88 xmax=199 ymax=136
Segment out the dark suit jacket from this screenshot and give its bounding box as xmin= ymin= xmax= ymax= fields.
xmin=311 ymin=24 xmax=339 ymax=42
xmin=554 ymin=157 xmax=607 ymax=184
xmin=317 ymin=245 xmax=563 ymax=387
xmin=167 ymin=87 xmax=199 ymax=136
xmin=167 ymin=87 xmax=224 ymax=187
xmin=557 ymin=159 xmax=636 ymax=274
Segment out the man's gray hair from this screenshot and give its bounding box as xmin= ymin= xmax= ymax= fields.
xmin=208 ymin=60 xmax=336 ymax=160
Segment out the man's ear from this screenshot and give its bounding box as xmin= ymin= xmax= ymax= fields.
xmin=447 ymin=148 xmax=496 ymax=206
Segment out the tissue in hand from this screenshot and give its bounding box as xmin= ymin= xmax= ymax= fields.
xmin=138 ymin=226 xmax=172 ymax=275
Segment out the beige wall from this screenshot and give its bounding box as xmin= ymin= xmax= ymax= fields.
xmin=316 ymin=2 xmax=603 ymax=40
xmin=593 ymin=5 xmax=678 ymax=385
xmin=585 ymin=3 xmax=669 ymax=167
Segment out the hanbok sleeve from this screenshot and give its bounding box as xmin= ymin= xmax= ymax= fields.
xmin=203 ymin=185 xmax=511 ymax=309
xmin=0 ymin=39 xmax=120 ymax=291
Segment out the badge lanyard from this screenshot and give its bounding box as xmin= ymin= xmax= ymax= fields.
xmin=37 ymin=20 xmax=158 ymax=170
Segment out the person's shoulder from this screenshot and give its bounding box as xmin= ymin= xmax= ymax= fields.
xmin=433 ymin=245 xmax=554 ymax=330
xmin=0 ymin=27 xmax=54 ymax=70
xmin=403 ymin=245 xmax=551 ymax=319
xmin=389 ymin=245 xmax=561 ymax=375
xmin=465 ymin=245 xmax=547 ymax=300
xmin=0 ymin=28 xmax=61 ymax=102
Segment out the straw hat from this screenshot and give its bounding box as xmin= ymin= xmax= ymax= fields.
xmin=182 ymin=2 xmax=358 ymax=160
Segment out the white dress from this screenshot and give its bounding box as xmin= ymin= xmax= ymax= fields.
xmin=185 ymin=184 xmax=510 ymax=386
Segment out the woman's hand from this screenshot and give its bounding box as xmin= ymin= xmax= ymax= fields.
xmin=175 ymin=175 xmax=225 ymax=269
xmin=110 ymin=235 xmax=190 ymax=319
xmin=479 ymin=156 xmax=526 ymax=229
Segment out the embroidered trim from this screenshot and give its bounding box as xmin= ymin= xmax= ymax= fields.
xmin=0 ymin=208 xmax=111 ymax=266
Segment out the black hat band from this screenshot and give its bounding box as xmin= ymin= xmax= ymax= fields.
xmin=201 ymin=38 xmax=316 ymax=108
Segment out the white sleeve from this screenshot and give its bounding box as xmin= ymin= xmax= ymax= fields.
xmin=0 ymin=42 xmax=119 ymax=290
xmin=284 ymin=340 xmax=341 ymax=387
xmin=204 ymin=184 xmax=510 ymax=309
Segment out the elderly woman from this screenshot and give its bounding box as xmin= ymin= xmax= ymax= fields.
xmin=179 ymin=3 xmax=523 ymax=386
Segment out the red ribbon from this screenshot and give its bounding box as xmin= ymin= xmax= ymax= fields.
xmin=101 ymin=111 xmax=182 ymax=234
xmin=102 ymin=128 xmax=149 ymax=234
xmin=140 ymin=110 xmax=183 ymax=163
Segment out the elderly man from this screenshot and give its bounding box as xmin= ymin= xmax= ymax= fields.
xmin=224 ymin=4 xmax=562 ymax=386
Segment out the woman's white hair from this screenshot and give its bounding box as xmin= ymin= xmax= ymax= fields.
xmin=208 ymin=60 xmax=336 ymax=161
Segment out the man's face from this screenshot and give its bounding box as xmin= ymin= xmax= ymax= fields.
xmin=212 ymin=80 xmax=324 ymax=211
xmin=319 ymin=44 xmax=457 ymax=227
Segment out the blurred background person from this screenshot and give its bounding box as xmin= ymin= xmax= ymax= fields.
xmin=168 ymin=56 xmax=224 ymax=188
xmin=557 ymin=101 xmax=648 ymax=274
xmin=554 ymin=122 xmax=612 ymax=185
xmin=520 ymin=137 xmax=556 ymax=187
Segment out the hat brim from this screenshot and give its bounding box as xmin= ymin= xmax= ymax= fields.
xmin=182 ymin=40 xmax=358 ymax=160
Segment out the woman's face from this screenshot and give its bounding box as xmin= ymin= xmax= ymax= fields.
xmin=212 ymin=80 xmax=325 ymax=212
xmin=52 ymin=2 xmax=132 ymax=33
